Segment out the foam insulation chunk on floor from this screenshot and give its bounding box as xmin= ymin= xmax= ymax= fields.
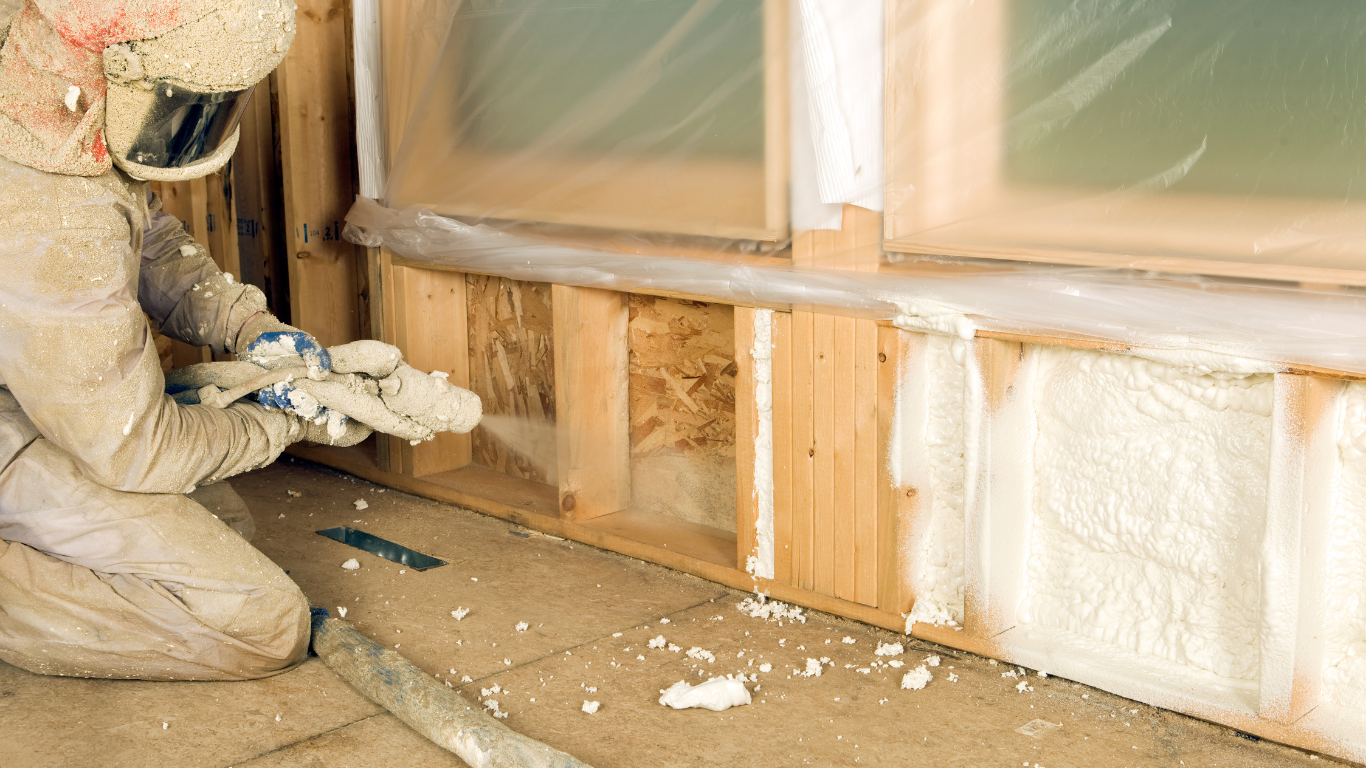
xmin=901 ymin=666 xmax=932 ymax=690
xmin=658 ymin=677 xmax=751 ymax=711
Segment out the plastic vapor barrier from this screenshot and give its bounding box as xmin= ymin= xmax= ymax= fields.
xmin=351 ymin=0 xmax=1366 ymax=376
xmin=885 ymin=0 xmax=1366 ymax=278
xmin=383 ymin=0 xmax=783 ymax=242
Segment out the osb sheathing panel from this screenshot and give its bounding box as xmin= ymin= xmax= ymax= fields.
xmin=628 ymin=296 xmax=737 ymax=532
xmin=467 ymin=276 xmax=556 ymax=484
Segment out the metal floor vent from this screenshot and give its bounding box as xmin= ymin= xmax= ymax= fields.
xmin=315 ymin=526 xmax=447 ymax=571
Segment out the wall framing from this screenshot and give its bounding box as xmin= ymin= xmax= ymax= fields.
xmin=249 ymin=1 xmax=1366 ymax=762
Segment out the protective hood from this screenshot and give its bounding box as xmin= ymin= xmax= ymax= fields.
xmin=104 ymin=0 xmax=296 ymax=180
xmin=0 ymin=1 xmax=293 ymax=178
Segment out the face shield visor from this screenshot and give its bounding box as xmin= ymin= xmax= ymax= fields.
xmin=124 ymin=79 xmax=255 ymax=170
xmin=103 ymin=74 xmax=252 ymax=181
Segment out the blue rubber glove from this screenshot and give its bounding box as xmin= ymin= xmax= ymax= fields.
xmin=254 ymin=375 xmax=355 ymax=441
xmin=256 ymin=376 xmax=323 ymax=414
xmin=236 ymin=310 xmax=332 ymax=381
xmin=236 ymin=313 xmax=336 ymax=421
xmin=243 ymin=330 xmax=332 ymax=380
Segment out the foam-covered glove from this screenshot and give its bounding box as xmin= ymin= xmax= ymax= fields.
xmin=327 ymin=339 xmax=404 ymax=378
xmin=236 ymin=312 xmax=332 ymax=381
xmin=293 ymin=411 xmax=373 ymax=447
xmin=249 ymin=337 xmax=405 ymax=425
xmin=166 ymin=341 xmax=482 ymax=444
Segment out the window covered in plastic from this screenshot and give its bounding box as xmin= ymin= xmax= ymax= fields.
xmin=386 ymin=0 xmax=783 ymax=241
xmin=885 ymin=0 xmax=1366 ymax=277
xmin=1006 ymin=0 xmax=1366 ymax=199
xmin=457 ymin=0 xmax=763 ymax=160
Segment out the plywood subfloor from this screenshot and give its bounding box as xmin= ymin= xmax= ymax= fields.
xmin=0 ymin=458 xmax=1346 ymax=768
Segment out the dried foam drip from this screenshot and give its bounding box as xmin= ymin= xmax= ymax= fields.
xmin=326 ymin=410 xmax=348 ymax=441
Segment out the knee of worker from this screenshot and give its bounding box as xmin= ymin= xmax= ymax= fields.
xmin=166 ymin=537 xmax=310 ymax=670
xmin=170 ymin=569 xmax=310 ymax=678
xmin=125 ymin=494 xmax=310 ymax=673
xmin=143 ymin=497 xmax=310 ymax=673
xmin=227 ymin=577 xmax=311 ymax=675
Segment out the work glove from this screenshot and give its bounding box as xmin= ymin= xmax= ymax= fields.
xmin=327 ymin=340 xmax=481 ymax=439
xmin=234 ymin=311 xmax=338 ymax=422
xmin=235 ymin=312 xmax=332 ymax=381
xmin=293 ymin=410 xmax=373 ymax=447
xmin=166 ymin=340 xmax=481 ymax=445
xmin=252 ymin=339 xmax=408 ymax=433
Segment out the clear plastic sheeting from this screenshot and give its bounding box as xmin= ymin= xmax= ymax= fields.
xmin=885 ymin=0 xmax=1366 ymax=279
xmin=347 ymin=197 xmax=1366 ymax=376
xmin=384 ymin=0 xmax=784 ymax=242
xmin=358 ymin=0 xmax=1366 ymax=377
xmin=347 ymin=197 xmax=891 ymax=316
xmin=789 ymin=0 xmax=884 ymax=231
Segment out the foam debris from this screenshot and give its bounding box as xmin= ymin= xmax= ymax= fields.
xmin=737 ymin=594 xmax=806 ymax=623
xmin=659 ymin=677 xmax=752 ymax=712
xmin=901 ymin=666 xmax=932 ymax=690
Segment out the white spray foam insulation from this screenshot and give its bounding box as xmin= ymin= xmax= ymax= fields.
xmin=1020 ymin=347 xmax=1272 ymax=680
xmin=1324 ymin=382 xmax=1366 ymax=709
xmin=749 ymin=309 xmax=776 ymax=580
xmin=904 ymin=334 xmax=969 ymax=627
xmin=658 ymin=677 xmax=751 ymax=711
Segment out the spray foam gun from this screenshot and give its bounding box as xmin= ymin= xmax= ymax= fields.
xmin=164 ymin=340 xmax=481 ymax=443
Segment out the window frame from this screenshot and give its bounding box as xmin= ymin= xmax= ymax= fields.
xmin=883 ymin=0 xmax=1366 ymax=286
xmin=381 ymin=0 xmax=790 ymax=244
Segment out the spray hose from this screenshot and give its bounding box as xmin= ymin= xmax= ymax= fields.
xmin=310 ymin=609 xmax=593 ymax=768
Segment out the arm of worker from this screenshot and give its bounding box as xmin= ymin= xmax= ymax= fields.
xmin=137 ymin=204 xmax=330 ymax=377
xmin=0 ymin=192 xmax=361 ymax=495
xmin=137 ymin=207 xmax=260 ymax=354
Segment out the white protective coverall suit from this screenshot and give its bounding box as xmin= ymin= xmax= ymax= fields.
xmin=0 ymin=0 xmax=340 ymax=681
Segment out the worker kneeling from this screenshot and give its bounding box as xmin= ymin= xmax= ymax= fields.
xmin=0 ymin=1 xmax=477 ymax=681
